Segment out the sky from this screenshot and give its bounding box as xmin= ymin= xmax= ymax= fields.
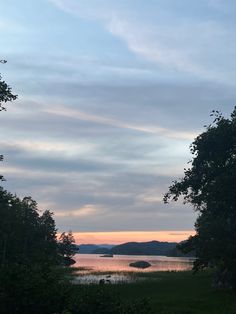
xmin=0 ymin=0 xmax=235 ymax=243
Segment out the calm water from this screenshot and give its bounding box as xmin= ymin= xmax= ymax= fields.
xmin=73 ymin=254 xmax=194 ymax=284
xmin=73 ymin=254 xmax=194 ymax=273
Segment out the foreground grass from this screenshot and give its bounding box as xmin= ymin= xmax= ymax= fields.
xmin=73 ymin=271 xmax=236 ymax=314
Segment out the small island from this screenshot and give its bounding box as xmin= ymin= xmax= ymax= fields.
xmin=100 ymin=254 xmax=114 ymax=258
xmin=129 ymin=261 xmax=151 ymax=269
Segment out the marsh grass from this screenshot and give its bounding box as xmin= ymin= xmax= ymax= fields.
xmin=72 ymin=271 xmax=236 ymax=314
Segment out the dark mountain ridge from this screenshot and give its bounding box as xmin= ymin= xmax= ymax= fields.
xmin=78 ymin=240 xmax=195 ymax=257
xmin=78 ymin=244 xmax=114 ymax=254
xmin=108 ymin=240 xmax=177 ymax=256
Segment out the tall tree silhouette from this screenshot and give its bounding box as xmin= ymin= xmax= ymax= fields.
xmin=164 ymin=107 xmax=236 ymax=289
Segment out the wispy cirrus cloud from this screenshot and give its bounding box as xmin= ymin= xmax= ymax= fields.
xmin=49 ymin=0 xmax=236 ymax=84
xmin=1 ymin=0 xmax=235 ymax=236
xmin=45 ymin=105 xmax=197 ymax=140
xmin=55 ymin=204 xmax=103 ymax=217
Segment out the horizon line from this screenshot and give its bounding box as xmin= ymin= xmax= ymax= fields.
xmin=65 ymin=230 xmax=195 ymax=245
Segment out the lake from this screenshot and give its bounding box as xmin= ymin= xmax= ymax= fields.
xmin=73 ymin=254 xmax=194 ymax=284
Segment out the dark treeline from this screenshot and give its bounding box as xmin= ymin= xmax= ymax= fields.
xmin=0 ymin=191 xmax=58 ymax=266
xmin=0 ymin=188 xmax=67 ymax=313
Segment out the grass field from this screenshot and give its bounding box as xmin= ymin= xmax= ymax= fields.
xmin=73 ymin=271 xmax=236 ymax=314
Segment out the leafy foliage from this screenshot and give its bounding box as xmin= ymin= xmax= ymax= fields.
xmin=164 ymin=107 xmax=236 ymax=288
xmin=0 ymin=187 xmax=68 ymax=313
xmin=59 ymin=231 xmax=76 ymax=259
xmin=0 ymin=60 xmax=17 ymax=112
xmin=0 ymin=60 xmax=17 ymax=181
xmin=0 ymin=189 xmax=59 ymax=266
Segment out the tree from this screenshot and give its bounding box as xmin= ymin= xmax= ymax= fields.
xmin=0 ymin=60 xmax=17 ymax=181
xmin=0 ymin=188 xmax=59 ymax=266
xmin=0 ymin=187 xmax=71 ymax=313
xmin=58 ymin=231 xmax=77 ymax=265
xmin=39 ymin=210 xmax=58 ymax=263
xmin=164 ymin=107 xmax=236 ymax=289
xmin=0 ymin=60 xmax=17 ymax=112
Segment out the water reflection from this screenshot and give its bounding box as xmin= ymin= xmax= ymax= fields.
xmin=73 ymin=254 xmax=194 ymax=273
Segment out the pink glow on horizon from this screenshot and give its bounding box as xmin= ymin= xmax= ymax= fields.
xmin=71 ymin=230 xmax=195 ymax=245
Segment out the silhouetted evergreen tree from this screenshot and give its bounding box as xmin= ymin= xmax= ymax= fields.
xmin=0 ymin=187 xmax=69 ymax=313
xmin=0 ymin=190 xmax=59 ymax=266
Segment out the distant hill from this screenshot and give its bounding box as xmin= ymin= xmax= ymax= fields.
xmin=77 ymin=241 xmax=195 ymax=257
xmin=108 ymin=241 xmax=177 ymax=256
xmin=78 ymin=244 xmax=114 ymax=254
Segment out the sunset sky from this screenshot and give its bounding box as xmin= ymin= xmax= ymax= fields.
xmin=74 ymin=231 xmax=195 ymax=245
xmin=0 ymin=0 xmax=235 ymax=244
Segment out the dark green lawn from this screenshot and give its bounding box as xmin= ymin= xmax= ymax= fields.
xmin=74 ymin=271 xmax=236 ymax=314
